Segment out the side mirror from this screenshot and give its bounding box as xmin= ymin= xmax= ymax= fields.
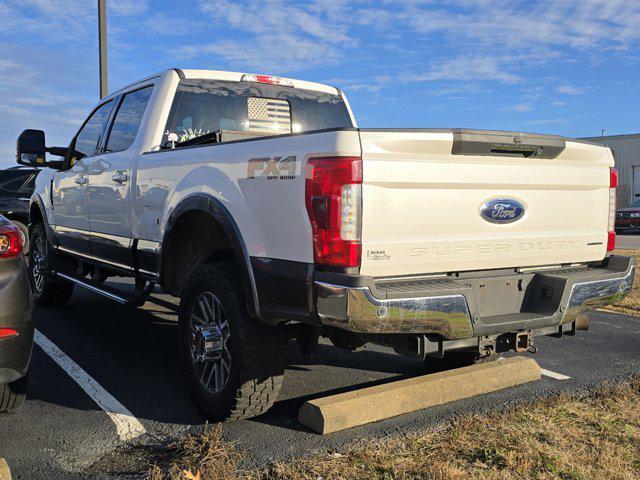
xmin=16 ymin=129 xmax=47 ymax=167
xmin=16 ymin=130 xmax=67 ymax=170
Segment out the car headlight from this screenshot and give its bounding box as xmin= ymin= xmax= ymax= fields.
xmin=631 ymin=213 xmax=640 ymax=218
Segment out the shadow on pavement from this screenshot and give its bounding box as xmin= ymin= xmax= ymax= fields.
xmin=30 ymin=286 xmax=434 ymax=434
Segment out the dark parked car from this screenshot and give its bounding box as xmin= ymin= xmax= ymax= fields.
xmin=0 ymin=214 xmax=32 ymax=412
xmin=615 ymin=199 xmax=640 ymax=233
xmin=0 ymin=166 xmax=39 ymax=251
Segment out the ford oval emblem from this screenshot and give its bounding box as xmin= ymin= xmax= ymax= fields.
xmin=480 ymin=198 xmax=525 ymax=224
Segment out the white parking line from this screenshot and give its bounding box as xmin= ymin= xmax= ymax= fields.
xmin=34 ymin=329 xmax=146 ymax=442
xmin=497 ymin=357 xmax=571 ymax=381
xmin=540 ymin=368 xmax=571 ymax=381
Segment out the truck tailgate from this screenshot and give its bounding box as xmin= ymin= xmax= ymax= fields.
xmin=358 ymin=129 xmax=614 ymax=277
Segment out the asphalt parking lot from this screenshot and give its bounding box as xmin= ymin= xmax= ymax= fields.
xmin=1 ymin=275 xmax=640 ymax=479
xmin=616 ymin=231 xmax=640 ymax=249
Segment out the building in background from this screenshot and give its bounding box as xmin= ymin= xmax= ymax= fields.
xmin=582 ymin=133 xmax=640 ymax=208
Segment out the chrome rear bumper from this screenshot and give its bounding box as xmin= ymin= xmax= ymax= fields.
xmin=315 ymin=255 xmax=635 ymax=340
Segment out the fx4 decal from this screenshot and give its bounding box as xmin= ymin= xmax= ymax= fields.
xmin=247 ymin=156 xmax=298 ymax=180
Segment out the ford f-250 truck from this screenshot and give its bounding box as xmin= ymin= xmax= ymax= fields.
xmin=16 ymin=69 xmax=635 ymax=421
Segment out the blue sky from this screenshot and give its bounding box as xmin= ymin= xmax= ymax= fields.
xmin=0 ymin=0 xmax=639 ymax=167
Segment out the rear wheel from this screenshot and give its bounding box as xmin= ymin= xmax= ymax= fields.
xmin=179 ymin=262 xmax=287 ymax=421
xmin=0 ymin=376 xmax=27 ymax=413
xmin=29 ymin=223 xmax=74 ymax=307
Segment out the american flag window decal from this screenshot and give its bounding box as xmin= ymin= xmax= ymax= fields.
xmin=247 ymin=97 xmax=292 ymax=133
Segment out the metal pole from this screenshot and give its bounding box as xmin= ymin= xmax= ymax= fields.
xmin=98 ymin=0 xmax=108 ymax=98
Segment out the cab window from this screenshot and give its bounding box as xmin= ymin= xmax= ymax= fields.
xmin=74 ymin=100 xmax=114 ymax=160
xmin=162 ymin=80 xmax=353 ymax=146
xmin=105 ymin=86 xmax=153 ymax=153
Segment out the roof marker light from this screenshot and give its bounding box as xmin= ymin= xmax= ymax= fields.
xmin=241 ymin=74 xmax=294 ymax=87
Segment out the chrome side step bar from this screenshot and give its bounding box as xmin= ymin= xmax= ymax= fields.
xmin=55 ymin=272 xmax=151 ymax=307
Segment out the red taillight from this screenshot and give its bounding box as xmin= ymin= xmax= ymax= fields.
xmin=305 ymin=157 xmax=362 ymax=268
xmin=607 ymin=167 xmax=618 ymax=252
xmin=0 ymin=223 xmax=23 ymax=258
xmin=610 ymin=167 xmax=619 ymax=188
xmin=0 ymin=328 xmax=18 ymax=339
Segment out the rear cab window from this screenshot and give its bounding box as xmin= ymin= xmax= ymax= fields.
xmin=162 ymin=80 xmax=353 ymax=147
xmin=105 ymin=86 xmax=153 ymax=153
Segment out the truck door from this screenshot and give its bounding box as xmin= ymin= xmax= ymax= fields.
xmin=52 ymin=99 xmax=115 ymax=256
xmin=85 ymin=85 xmax=154 ymax=270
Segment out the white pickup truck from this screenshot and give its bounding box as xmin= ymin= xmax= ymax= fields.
xmin=17 ymin=69 xmax=635 ymax=421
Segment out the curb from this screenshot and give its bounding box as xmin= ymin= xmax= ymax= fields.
xmin=298 ymin=356 xmax=541 ymax=434
xmin=0 ymin=458 xmax=11 ymax=480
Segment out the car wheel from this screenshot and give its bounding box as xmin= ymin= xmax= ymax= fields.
xmin=179 ymin=262 xmax=287 ymax=421
xmin=10 ymin=220 xmax=29 ymax=253
xmin=0 ymin=375 xmax=27 ymax=412
xmin=29 ymin=223 xmax=74 ymax=307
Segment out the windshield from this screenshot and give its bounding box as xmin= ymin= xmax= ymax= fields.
xmin=162 ymin=79 xmax=353 ymax=146
xmin=630 ymin=199 xmax=640 ymax=208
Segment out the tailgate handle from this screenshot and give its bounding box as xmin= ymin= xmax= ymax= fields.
xmin=452 ymin=131 xmax=566 ymax=159
xmin=490 ymin=146 xmax=540 ymax=157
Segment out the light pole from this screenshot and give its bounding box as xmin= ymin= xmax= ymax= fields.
xmin=98 ymin=0 xmax=108 ymax=98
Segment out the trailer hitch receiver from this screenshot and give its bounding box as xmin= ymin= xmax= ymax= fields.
xmin=515 ymin=332 xmax=531 ymax=352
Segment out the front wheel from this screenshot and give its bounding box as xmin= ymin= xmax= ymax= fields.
xmin=29 ymin=223 xmax=74 ymax=307
xmin=179 ymin=262 xmax=287 ymax=421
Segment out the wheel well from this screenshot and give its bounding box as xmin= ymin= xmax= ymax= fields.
xmin=161 ymin=210 xmax=238 ymax=295
xmin=29 ymin=204 xmax=44 ymax=226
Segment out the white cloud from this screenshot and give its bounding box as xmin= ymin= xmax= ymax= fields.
xmin=187 ymin=0 xmax=640 ymax=90
xmin=401 ymin=0 xmax=640 ymax=52
xmin=556 ymin=84 xmax=587 ymax=95
xmin=178 ymin=34 xmax=343 ymax=73
xmin=193 ymin=0 xmax=355 ymax=71
xmin=0 ymin=51 xmax=95 ymax=167
xmin=400 ymin=56 xmax=521 ymax=84
xmin=525 ymin=118 xmax=568 ymax=126
xmin=511 ymin=103 xmax=534 ymax=113
xmin=109 ymin=0 xmax=149 ymax=16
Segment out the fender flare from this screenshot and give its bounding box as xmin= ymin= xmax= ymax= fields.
xmin=160 ymin=193 xmax=260 ymax=317
xmin=29 ymin=194 xmax=54 ymax=244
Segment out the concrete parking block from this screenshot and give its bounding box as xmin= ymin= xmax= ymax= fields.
xmin=298 ymin=356 xmax=541 ymax=434
xmin=0 ymin=458 xmax=11 ymax=480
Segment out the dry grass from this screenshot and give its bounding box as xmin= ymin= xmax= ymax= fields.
xmin=149 ymin=379 xmax=640 ymax=480
xmin=147 ymin=424 xmax=241 ymax=480
xmin=603 ymin=249 xmax=640 ymax=315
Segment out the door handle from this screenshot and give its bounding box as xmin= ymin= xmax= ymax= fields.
xmin=75 ymin=176 xmax=88 ymax=186
xmin=112 ymin=170 xmax=129 ymax=184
